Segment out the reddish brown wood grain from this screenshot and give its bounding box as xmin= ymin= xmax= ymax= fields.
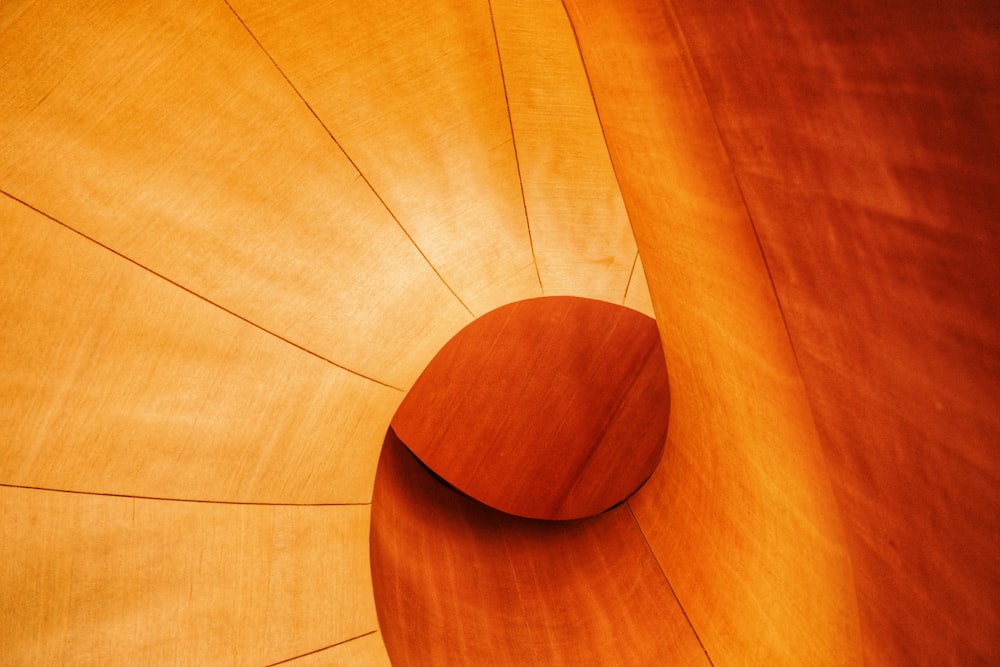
xmin=563 ymin=0 xmax=865 ymax=663
xmin=370 ymin=429 xmax=708 ymax=667
xmin=566 ymin=0 xmax=999 ymax=664
xmin=391 ymin=296 xmax=670 ymax=520
xmin=665 ymin=1 xmax=1000 ymax=662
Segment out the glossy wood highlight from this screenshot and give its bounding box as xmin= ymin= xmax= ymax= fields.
xmin=228 ymin=0 xmax=542 ymax=315
xmin=0 ymin=0 xmax=471 ymax=389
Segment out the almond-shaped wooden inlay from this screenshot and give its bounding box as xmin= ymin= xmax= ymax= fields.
xmin=391 ymin=296 xmax=669 ymax=520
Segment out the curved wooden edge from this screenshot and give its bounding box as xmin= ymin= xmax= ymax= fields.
xmin=370 ymin=429 xmax=707 ymax=666
xmin=392 ymin=296 xmax=669 ymax=520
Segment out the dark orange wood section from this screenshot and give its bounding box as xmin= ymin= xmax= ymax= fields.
xmin=369 ymin=430 xmax=708 ymax=666
xmin=392 ymin=296 xmax=669 ymax=520
xmin=566 ymin=0 xmax=999 ymax=664
xmin=664 ymin=2 xmax=1000 ymax=664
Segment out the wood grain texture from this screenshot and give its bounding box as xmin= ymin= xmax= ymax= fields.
xmin=491 ymin=0 xmax=639 ymax=302
xmin=392 ymin=296 xmax=669 ymax=520
xmin=370 ymin=430 xmax=709 ymax=666
xmin=2 ymin=0 xmax=995 ymax=663
xmin=227 ymin=0 xmax=542 ymax=316
xmin=0 ymin=194 xmax=399 ymax=504
xmin=564 ymin=0 xmax=865 ymax=663
xmin=0 ymin=0 xmax=471 ymax=389
xmin=0 ymin=486 xmax=376 ymax=666
xmin=665 ymin=0 xmax=1000 ymax=663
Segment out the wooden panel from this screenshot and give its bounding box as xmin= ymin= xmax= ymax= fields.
xmin=227 ymin=0 xmax=542 ymax=316
xmin=0 ymin=486 xmax=376 ymax=666
xmin=0 ymin=0 xmax=471 ymax=389
xmin=564 ymin=0 xmax=864 ymax=663
xmin=491 ymin=0 xmax=639 ymax=302
xmin=392 ymin=297 xmax=669 ymax=520
xmin=0 ymin=194 xmax=400 ymax=504
xmin=370 ymin=430 xmax=709 ymax=666
xmin=665 ymin=0 xmax=1000 ymax=663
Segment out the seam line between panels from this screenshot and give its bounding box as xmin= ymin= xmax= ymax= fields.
xmin=486 ymin=0 xmax=545 ymax=295
xmin=623 ymin=250 xmax=640 ymax=305
xmin=626 ymin=501 xmax=716 ymax=666
xmin=264 ymin=630 xmax=380 ymax=667
xmin=0 ymin=189 xmax=403 ymax=392
xmin=656 ymin=0 xmax=808 ymax=381
xmin=222 ymin=0 xmax=475 ymax=319
xmin=0 ymin=484 xmax=372 ymax=507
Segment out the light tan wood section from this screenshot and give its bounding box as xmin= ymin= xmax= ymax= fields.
xmin=370 ymin=431 xmax=709 ymax=666
xmin=0 ymin=0 xmax=471 ymax=389
xmin=0 ymin=194 xmax=400 ymax=503
xmin=564 ymin=0 xmax=864 ymax=664
xmin=490 ymin=0 xmax=639 ymax=302
xmin=227 ymin=0 xmax=542 ymax=316
xmin=0 ymin=486 xmax=376 ymax=666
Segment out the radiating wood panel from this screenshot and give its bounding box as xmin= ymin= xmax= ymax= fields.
xmin=228 ymin=0 xmax=542 ymax=316
xmin=370 ymin=431 xmax=708 ymax=666
xmin=491 ymin=0 xmax=639 ymax=302
xmin=0 ymin=194 xmax=400 ymax=503
xmin=564 ymin=0 xmax=864 ymax=664
xmin=0 ymin=486 xmax=376 ymax=666
xmin=665 ymin=0 xmax=1000 ymax=663
xmin=392 ymin=296 xmax=668 ymax=520
xmin=0 ymin=0 xmax=470 ymax=389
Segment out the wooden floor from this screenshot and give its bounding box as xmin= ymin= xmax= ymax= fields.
xmin=2 ymin=0 xmax=997 ymax=664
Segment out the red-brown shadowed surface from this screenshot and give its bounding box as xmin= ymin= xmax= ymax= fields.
xmin=563 ymin=0 xmax=864 ymax=663
xmin=662 ymin=2 xmax=1000 ymax=664
xmin=391 ymin=296 xmax=670 ymax=520
xmin=566 ymin=0 xmax=999 ymax=664
xmin=369 ymin=429 xmax=708 ymax=667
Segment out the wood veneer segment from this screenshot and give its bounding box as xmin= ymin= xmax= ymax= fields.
xmin=227 ymin=0 xmax=542 ymax=315
xmin=392 ymin=296 xmax=669 ymax=520
xmin=0 ymin=486 xmax=375 ymax=666
xmin=564 ymin=0 xmax=864 ymax=663
xmin=0 ymin=0 xmax=471 ymax=389
xmin=0 ymin=195 xmax=400 ymax=504
xmin=665 ymin=0 xmax=1000 ymax=663
xmin=490 ymin=0 xmax=640 ymax=303
xmin=370 ymin=430 xmax=709 ymax=666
